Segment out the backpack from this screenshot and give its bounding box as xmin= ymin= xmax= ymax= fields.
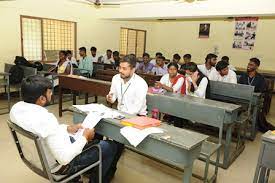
xmin=9 ymin=65 xmax=24 ymax=84
xmin=14 ymin=56 xmax=33 ymax=67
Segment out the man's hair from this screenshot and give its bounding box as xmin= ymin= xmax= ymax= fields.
xmin=120 ymin=54 xmax=137 ymax=68
xmin=107 ymin=49 xmax=112 ymax=53
xmin=143 ymin=52 xmax=150 ymax=58
xmin=155 ymin=52 xmax=163 ymax=57
xmin=90 ymin=47 xmax=97 ymax=52
xmin=183 ymin=54 xmax=191 ymax=59
xmin=158 ymin=56 xmax=165 ymax=61
xmin=221 ymin=56 xmax=229 ymax=63
xmin=66 ymin=50 xmax=72 ymax=55
xmin=79 ymin=47 xmax=86 ymax=52
xmin=168 ymin=62 xmax=179 ymax=70
xmin=113 ymin=51 xmax=119 ymax=56
xmin=184 ymin=62 xmax=198 ymax=72
xmin=250 ymin=57 xmax=261 ymax=66
xmin=21 ymin=75 xmax=52 ymax=104
xmin=216 ymin=60 xmax=229 ymax=71
xmin=59 ymin=50 xmax=67 ymax=56
xmin=205 ymin=53 xmax=217 ymax=63
xmin=173 ymin=54 xmax=181 ymax=60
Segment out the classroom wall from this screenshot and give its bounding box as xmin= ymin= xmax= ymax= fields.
xmin=149 ymin=18 xmax=275 ymax=71
xmin=0 ymin=0 xmax=274 ymax=72
xmin=100 ymin=0 xmax=275 ymax=20
xmin=0 ymin=0 xmax=156 ymax=71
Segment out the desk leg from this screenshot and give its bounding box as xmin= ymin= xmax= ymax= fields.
xmin=85 ymin=93 xmax=89 ymax=104
xmin=59 ymin=86 xmax=63 ymax=117
xmin=73 ymin=91 xmax=77 ymax=105
xmin=183 ymin=165 xmax=193 ymax=183
xmin=251 ymin=106 xmax=258 ymax=140
xmin=223 ymin=124 xmax=233 ymax=168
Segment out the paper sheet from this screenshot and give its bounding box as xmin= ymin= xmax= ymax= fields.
xmin=72 ymin=104 xmax=124 ymax=139
xmin=120 ymin=126 xmax=164 ymax=147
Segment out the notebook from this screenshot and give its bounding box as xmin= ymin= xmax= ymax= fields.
xmin=121 ymin=116 xmax=161 ymax=129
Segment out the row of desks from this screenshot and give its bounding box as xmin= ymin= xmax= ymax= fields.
xmin=58 ymin=75 xmax=244 ymax=170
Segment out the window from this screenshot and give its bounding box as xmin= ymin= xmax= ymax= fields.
xmin=21 ymin=15 xmax=76 ymax=61
xmin=119 ymin=28 xmax=146 ymax=57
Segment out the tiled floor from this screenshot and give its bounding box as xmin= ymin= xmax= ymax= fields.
xmin=0 ymin=95 xmax=274 ymax=183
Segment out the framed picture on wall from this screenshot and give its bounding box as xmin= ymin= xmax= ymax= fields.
xmin=199 ymin=23 xmax=210 ymax=38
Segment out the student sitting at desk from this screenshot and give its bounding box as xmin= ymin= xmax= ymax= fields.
xmin=221 ymin=56 xmax=236 ymax=71
xmin=150 ymin=52 xmax=162 ymax=66
xmin=208 ymin=60 xmax=237 ymax=84
xmin=151 ymin=56 xmax=168 ymax=76
xmin=90 ymin=46 xmax=99 ymax=63
xmin=55 ymin=50 xmax=72 ymax=75
xmin=198 ymin=53 xmax=217 ymax=77
xmin=155 ymin=62 xmax=186 ymax=94
xmin=179 ymin=54 xmax=192 ymax=75
xmin=78 ymin=47 xmax=93 ymax=77
xmin=66 ymin=50 xmax=78 ymax=68
xmin=10 ymin=75 xmax=121 ymax=183
xmin=238 ymin=58 xmax=275 ymax=132
xmin=136 ymin=53 xmax=154 ymax=74
xmin=106 ymin=54 xmax=148 ymax=116
xmin=171 ymin=53 xmax=181 ymax=68
xmin=102 ymin=49 xmax=114 ymax=64
xmin=238 ymin=58 xmax=266 ymax=92
xmin=185 ymin=62 xmax=209 ymax=98
xmin=113 ymin=51 xmax=120 ymax=70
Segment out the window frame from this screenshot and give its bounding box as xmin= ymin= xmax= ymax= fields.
xmin=20 ymin=15 xmax=77 ymax=62
xmin=120 ymin=27 xmax=147 ymax=57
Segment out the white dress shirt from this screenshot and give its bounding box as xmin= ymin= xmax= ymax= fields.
xmin=102 ymin=55 xmax=114 ymax=64
xmin=91 ymin=55 xmax=99 ymax=63
xmin=10 ymin=101 xmax=87 ymax=167
xmin=160 ymin=73 xmax=185 ymax=93
xmin=228 ymin=64 xmax=237 ymax=71
xmin=151 ymin=65 xmax=168 ymax=76
xmin=208 ymin=69 xmax=237 ymax=84
xmin=109 ymin=73 xmax=148 ymax=115
xmin=186 ymin=76 xmax=208 ymax=98
xmin=150 ymin=59 xmax=156 ymax=65
xmin=198 ymin=64 xmax=216 ymax=77
xmin=67 ymin=57 xmax=78 ymax=66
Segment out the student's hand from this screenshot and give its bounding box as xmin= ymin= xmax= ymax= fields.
xmin=191 ymin=72 xmax=199 ymax=83
xmin=106 ymin=93 xmax=113 ymax=103
xmin=82 ymin=128 xmax=95 ymax=142
xmin=67 ymin=124 xmax=83 ymax=134
xmin=155 ymin=81 xmax=162 ymax=89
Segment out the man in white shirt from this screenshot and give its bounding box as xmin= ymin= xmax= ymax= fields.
xmin=150 ymin=52 xmax=162 ymax=66
xmin=10 ymin=75 xmax=120 ymax=183
xmin=198 ymin=53 xmax=218 ymax=77
xmin=102 ymin=49 xmax=114 ymax=64
xmin=221 ymin=56 xmax=236 ymax=71
xmin=106 ymin=54 xmax=148 ymax=116
xmin=66 ymin=50 xmax=78 ymax=67
xmin=90 ymin=46 xmax=99 ymax=63
xmin=151 ymin=56 xmax=168 ymax=76
xmin=209 ymin=60 xmax=237 ymax=84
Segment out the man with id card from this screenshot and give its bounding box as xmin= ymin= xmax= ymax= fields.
xmin=106 ymin=54 xmax=148 ymax=116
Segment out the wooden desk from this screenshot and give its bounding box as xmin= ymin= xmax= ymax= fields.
xmin=146 ymin=92 xmax=242 ymax=169
xmin=58 ymin=75 xmax=111 ymax=117
xmin=71 ymin=106 xmax=208 ymax=183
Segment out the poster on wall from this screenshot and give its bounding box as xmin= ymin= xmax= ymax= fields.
xmin=199 ymin=23 xmax=210 ymax=38
xmin=233 ymin=17 xmax=258 ymax=50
